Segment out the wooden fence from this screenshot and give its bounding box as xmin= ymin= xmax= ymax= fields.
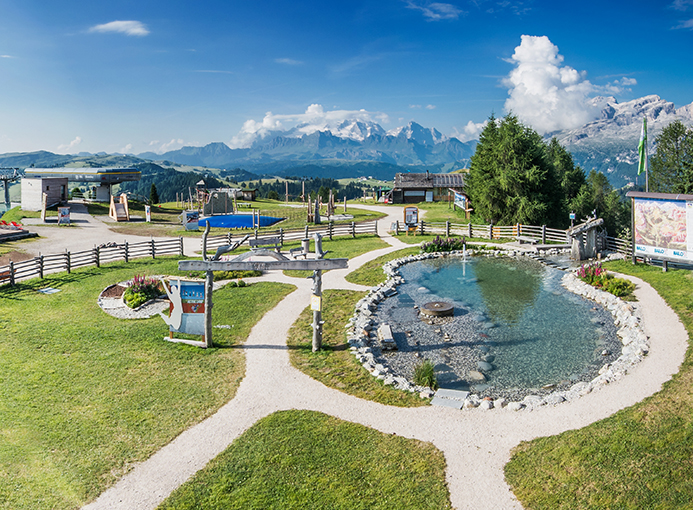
xmin=203 ymin=220 xmax=379 ymax=251
xmin=0 ymin=237 xmax=184 ymax=287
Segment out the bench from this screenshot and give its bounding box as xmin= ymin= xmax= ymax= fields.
xmin=249 ymin=236 xmax=282 ymax=252
xmin=237 ymin=202 xmax=251 ymax=208
xmin=289 ymin=246 xmax=308 ymax=259
xmin=516 ymin=235 xmax=538 ymax=245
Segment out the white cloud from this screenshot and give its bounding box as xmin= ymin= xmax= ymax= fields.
xmin=229 ymin=104 xmax=389 ymax=148
xmin=57 ymin=136 xmax=82 ymax=153
xmin=670 ymin=0 xmax=693 ymax=11
xmin=89 ymin=20 xmax=149 ymax=37
xmin=452 ymin=120 xmax=488 ymax=142
xmin=275 ymin=58 xmax=303 ymax=65
xmin=148 ymin=139 xmax=186 ymax=153
xmin=503 ymin=35 xmax=599 ymax=134
xmin=1 ymin=55 xmax=15 ymax=59
xmin=673 ymin=18 xmax=693 ymax=29
xmin=409 ymin=104 xmax=422 ymax=109
xmin=425 ymin=104 xmax=436 ymax=110
xmin=120 ymin=143 xmax=133 ymax=153
xmin=405 ymin=1 xmax=465 ymax=20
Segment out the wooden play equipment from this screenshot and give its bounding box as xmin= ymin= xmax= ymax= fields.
xmin=109 ymin=194 xmax=130 ymax=222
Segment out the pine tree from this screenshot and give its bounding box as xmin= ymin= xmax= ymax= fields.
xmin=150 ymin=183 xmax=160 ymax=204
xmin=650 ymin=120 xmax=693 ymax=193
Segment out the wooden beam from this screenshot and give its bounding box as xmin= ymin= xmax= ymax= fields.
xmin=178 ymin=258 xmax=348 ymax=272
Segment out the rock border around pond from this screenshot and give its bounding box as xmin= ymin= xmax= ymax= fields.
xmin=345 ymin=248 xmax=649 ymax=411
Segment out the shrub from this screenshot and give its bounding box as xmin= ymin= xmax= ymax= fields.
xmin=421 ymin=236 xmax=466 ymax=253
xmin=237 ymin=279 xmax=247 ymax=288
xmin=577 ymin=262 xmax=635 ymax=298
xmin=123 ymin=274 xmax=162 ymax=309
xmin=413 ymin=360 xmax=438 ymax=390
xmin=605 ymin=277 xmax=636 ymax=297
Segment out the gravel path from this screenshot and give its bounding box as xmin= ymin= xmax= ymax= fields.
xmin=76 ymin=204 xmax=688 ymax=510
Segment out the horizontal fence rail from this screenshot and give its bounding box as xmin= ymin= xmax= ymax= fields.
xmin=0 ymin=237 xmax=184 ymax=287
xmin=203 ymin=220 xmax=379 ymax=251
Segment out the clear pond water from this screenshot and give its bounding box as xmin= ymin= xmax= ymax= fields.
xmin=376 ymin=256 xmax=620 ymax=399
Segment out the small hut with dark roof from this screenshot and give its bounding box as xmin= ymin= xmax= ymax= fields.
xmin=390 ymin=171 xmax=466 ymax=204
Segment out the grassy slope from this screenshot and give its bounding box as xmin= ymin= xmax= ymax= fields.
xmin=344 ymin=246 xmax=421 ymax=286
xmin=505 ymin=260 xmax=693 ymax=509
xmin=0 ymin=258 xmax=294 ymax=509
xmin=159 ymin=410 xmax=451 ymax=510
xmin=287 ymin=289 xmax=426 ymax=407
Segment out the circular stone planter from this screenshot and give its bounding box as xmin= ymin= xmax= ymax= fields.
xmin=420 ymin=301 xmax=454 ymax=317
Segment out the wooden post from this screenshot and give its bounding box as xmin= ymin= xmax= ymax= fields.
xmin=541 ymin=225 xmax=546 ymax=244
xmin=419 ymin=220 xmax=425 ymax=235
xmin=39 ymin=254 xmax=44 ymax=279
xmin=179 ymin=236 xmax=184 ymax=256
xmin=9 ymin=261 xmax=14 ymax=286
xmin=311 ymin=269 xmax=323 ymax=352
xmin=304 ymin=225 xmax=309 ymax=239
xmin=351 ymin=221 xmax=355 ymax=238
xmin=124 ymin=242 xmax=129 ymax=263
xmin=489 ymin=223 xmax=493 ymax=240
xmin=65 ymin=251 xmax=71 ymax=274
xmin=446 ymin=220 xmax=450 ymax=238
xmin=204 ymin=269 xmax=214 ymax=348
xmin=468 ymin=222 xmax=473 ymax=238
xmin=663 ymin=260 xmax=668 ymax=272
xmin=94 ymin=246 xmax=100 ymax=268
xmin=395 ymin=220 xmax=399 ymax=235
xmin=344 ymin=196 xmax=347 ymax=213
xmin=151 ymin=238 xmax=156 ymax=259
xmin=328 ymin=221 xmax=334 ymax=240
xmin=285 ymin=181 xmax=289 ymax=204
xmin=374 ymin=220 xmax=378 ymax=236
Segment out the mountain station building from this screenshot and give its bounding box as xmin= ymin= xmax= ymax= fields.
xmin=21 ymin=167 xmax=141 ymax=210
xmin=389 ymin=171 xmax=467 ymax=204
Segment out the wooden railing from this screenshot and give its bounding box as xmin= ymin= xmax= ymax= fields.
xmin=0 ymin=237 xmax=184 ymax=287
xmin=203 ymin=220 xmax=379 ymax=251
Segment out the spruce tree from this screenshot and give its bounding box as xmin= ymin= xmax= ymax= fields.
xmin=150 ymin=183 xmax=160 ymax=204
xmin=650 ymin=120 xmax=693 ymax=193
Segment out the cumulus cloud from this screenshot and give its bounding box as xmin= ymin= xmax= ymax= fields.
xmin=670 ymin=0 xmax=693 ymax=10
xmin=503 ymin=35 xmax=601 ymax=133
xmin=425 ymin=104 xmax=436 ymax=110
xmin=229 ymin=104 xmax=389 ymax=148
xmin=405 ymin=1 xmax=465 ymax=20
xmin=148 ymin=139 xmax=186 ymax=153
xmin=452 ymin=120 xmax=488 ymax=142
xmin=409 ymin=104 xmax=422 ymax=109
xmin=89 ymin=20 xmax=149 ymax=37
xmin=120 ymin=143 xmax=133 ymax=154
xmin=57 ymin=136 xmax=82 ymax=153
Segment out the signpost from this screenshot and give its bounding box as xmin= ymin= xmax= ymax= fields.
xmin=177 ymin=232 xmax=348 ymax=350
xmin=58 ymin=207 xmax=70 ymax=225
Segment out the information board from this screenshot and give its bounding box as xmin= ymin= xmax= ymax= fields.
xmin=633 ymin=197 xmax=693 ymax=263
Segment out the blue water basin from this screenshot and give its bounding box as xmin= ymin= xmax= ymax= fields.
xmin=199 ymin=214 xmax=284 ymax=228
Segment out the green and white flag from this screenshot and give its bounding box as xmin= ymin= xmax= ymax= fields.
xmin=638 ymin=117 xmax=648 ymax=176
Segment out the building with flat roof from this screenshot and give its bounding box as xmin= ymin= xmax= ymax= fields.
xmin=23 ymin=167 xmax=141 ymax=202
xmin=390 ymin=171 xmax=466 ymax=204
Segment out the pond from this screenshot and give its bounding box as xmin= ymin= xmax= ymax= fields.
xmin=375 ymin=256 xmax=621 ymax=400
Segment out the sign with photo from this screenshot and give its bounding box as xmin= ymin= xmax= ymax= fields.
xmin=145 ymin=204 xmax=151 ymax=222
xmin=58 ymin=207 xmax=70 ymax=225
xmin=182 ymin=210 xmax=199 ymax=231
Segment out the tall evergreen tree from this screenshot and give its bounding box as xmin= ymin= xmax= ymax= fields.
xmin=149 ymin=183 xmax=160 ymax=204
xmin=466 ymin=114 xmax=562 ymax=227
xmin=649 ymin=120 xmax=693 ymax=193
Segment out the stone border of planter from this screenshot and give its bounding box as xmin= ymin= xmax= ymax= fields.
xmin=345 ymin=248 xmax=648 ymax=411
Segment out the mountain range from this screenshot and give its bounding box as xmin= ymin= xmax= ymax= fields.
xmin=1 ymin=94 xmax=691 ymax=188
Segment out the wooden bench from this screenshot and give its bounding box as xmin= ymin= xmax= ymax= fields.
xmin=249 ymin=237 xmax=282 ymax=252
xmin=516 ymin=235 xmax=538 ymax=245
xmin=237 ymin=202 xmax=251 ymax=208
xmin=289 ymin=246 xmax=308 ymax=259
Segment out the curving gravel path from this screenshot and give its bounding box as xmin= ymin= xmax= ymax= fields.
xmin=80 ymin=204 xmax=688 ymax=510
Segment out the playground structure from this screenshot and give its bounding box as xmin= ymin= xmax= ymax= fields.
xmin=109 ymin=194 xmax=131 ymax=222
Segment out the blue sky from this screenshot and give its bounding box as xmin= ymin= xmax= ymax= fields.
xmin=0 ymin=0 xmax=691 ymax=155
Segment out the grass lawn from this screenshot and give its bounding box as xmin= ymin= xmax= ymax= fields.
xmin=345 ymin=246 xmax=421 ymax=286
xmin=282 ymin=235 xmax=389 ymax=278
xmin=158 ymin=410 xmax=451 ymax=510
xmin=0 ymin=258 xmax=294 ymax=509
xmin=505 ymin=260 xmax=693 ymax=510
xmin=287 ymin=289 xmax=426 ymax=407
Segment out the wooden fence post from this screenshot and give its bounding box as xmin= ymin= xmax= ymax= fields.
xmin=124 ymin=242 xmax=129 ymax=263
xmin=179 ymin=236 xmax=184 ymax=256
xmin=328 ymin=221 xmax=334 ymax=240
xmin=489 ymin=223 xmax=493 ymax=240
xmin=151 ymin=238 xmax=156 ymax=259
xmin=39 ymin=254 xmax=44 ymax=279
xmin=395 ymin=220 xmax=399 ymax=235
xmin=65 ymin=251 xmax=71 ymax=274
xmin=541 ymin=225 xmax=546 ymax=244
xmin=420 ymin=220 xmax=425 ymax=235
xmin=468 ymin=222 xmax=473 ymax=238
xmin=305 ymin=225 xmax=309 ymax=239
xmin=279 ymin=228 xmax=284 ymax=245
xmin=446 ymin=220 xmax=450 ymax=238
xmin=374 ymin=220 xmax=378 ymax=236
xmin=9 ymin=261 xmax=14 ymax=286
xmin=94 ymin=246 xmax=100 ymax=268
xmin=351 ymin=221 xmax=355 ymax=238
